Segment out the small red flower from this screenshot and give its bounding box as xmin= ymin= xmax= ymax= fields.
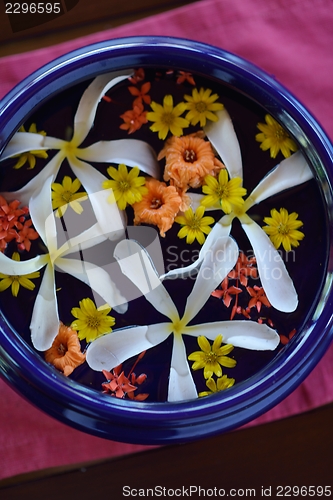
xmin=228 ymin=252 xmax=257 ymax=286
xmin=16 ymin=219 xmax=39 ymax=252
xmin=176 ymin=71 xmax=196 ymax=86
xmin=246 ymin=285 xmax=271 ymax=313
xmin=211 ymin=277 xmax=242 ymax=308
xmin=120 ymin=102 xmax=148 ymax=134
xmin=128 ymin=68 xmax=145 ymax=85
xmin=128 ymin=81 xmax=151 ymax=106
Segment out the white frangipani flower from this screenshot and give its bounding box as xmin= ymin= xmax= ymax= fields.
xmin=0 ymin=176 xmax=127 ymax=351
xmin=162 ymin=108 xmax=314 ymax=313
xmin=0 ymin=70 xmax=159 ymax=235
xmin=86 ymin=238 xmax=280 ymax=402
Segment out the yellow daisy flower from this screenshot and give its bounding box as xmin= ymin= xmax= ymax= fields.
xmin=51 ymin=176 xmax=88 ymax=217
xmin=102 ymin=164 xmax=148 ymax=210
xmin=71 ymin=297 xmax=115 ymax=343
xmin=12 ymin=123 xmax=48 ymax=170
xmin=199 ymin=374 xmax=235 ymax=397
xmin=262 ymin=207 xmax=304 ymax=252
xmin=0 ymin=252 xmax=40 ymax=297
xmin=146 ymin=95 xmax=189 ymax=140
xmin=188 ymin=334 xmax=236 ymax=379
xmin=184 ymin=87 xmax=224 ymax=127
xmin=255 ymin=114 xmax=298 ymax=158
xmin=175 ymin=206 xmax=215 ymax=245
xmin=201 ymin=169 xmax=247 ymax=214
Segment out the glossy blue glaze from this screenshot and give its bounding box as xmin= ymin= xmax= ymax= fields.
xmin=0 ymin=37 xmax=332 ymax=444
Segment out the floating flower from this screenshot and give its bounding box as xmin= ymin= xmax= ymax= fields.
xmin=102 ymin=366 xmax=137 ymax=399
xmin=51 ymin=176 xmax=87 ymax=218
xmin=0 ymin=195 xmax=30 ymax=252
xmin=201 ymin=169 xmax=247 ymax=214
xmin=188 ymin=334 xmax=236 ymax=379
xmin=44 ymin=322 xmax=86 ymax=376
xmin=227 ymin=251 xmax=257 ymax=286
xmin=176 ymin=71 xmax=196 ymax=86
xmin=146 ymin=95 xmax=189 ymax=140
xmin=184 ymin=88 xmax=224 ymax=127
xmin=119 ymin=102 xmax=147 ymax=134
xmin=0 ymin=252 xmax=40 ymax=297
xmin=199 ymin=375 xmax=235 ymax=397
xmin=15 ymin=218 xmax=39 ymax=252
xmin=102 ymin=164 xmax=148 ymax=210
xmin=128 ymin=68 xmax=145 ymax=85
xmin=162 ymin=108 xmax=313 ymax=313
xmin=262 ymin=208 xmax=304 ymax=252
xmin=175 ymin=206 xmax=215 ymax=245
xmin=128 ymin=81 xmax=151 ymax=106
xmin=86 ymin=238 xmax=279 ymax=402
xmin=11 ymin=123 xmax=48 ymax=170
xmin=211 ymin=277 xmax=242 ymax=308
xmin=247 ymin=286 xmax=271 ymax=313
xmin=71 ymin=297 xmax=115 ymax=343
xmin=256 ymin=114 xmax=298 ymax=158
xmin=0 ymin=178 xmax=127 ymax=351
xmin=158 ymin=133 xmax=224 ymax=191
xmin=133 ymin=178 xmax=182 ymax=237
xmin=0 ymin=71 xmax=159 ymax=238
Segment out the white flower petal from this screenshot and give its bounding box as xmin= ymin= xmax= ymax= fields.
xmin=241 ymin=218 xmax=298 ymax=312
xmin=204 ymin=108 xmax=243 ymax=179
xmin=0 ymin=132 xmax=49 ymax=159
xmin=56 ymin=256 xmax=127 ymax=313
xmin=67 ymin=155 xmax=125 ymax=239
xmin=78 ymin=139 xmax=159 ymax=178
xmin=114 ymin=239 xmax=179 ymax=321
xmin=183 ymin=236 xmax=239 ymax=324
xmin=72 ymin=71 xmax=132 ymax=146
xmin=161 ymin=219 xmax=232 ymax=280
xmin=0 ymin=151 xmax=63 ymax=206
xmin=30 ymin=174 xmax=57 ymax=251
xmin=186 ymin=320 xmax=279 ymax=350
xmin=168 ymin=334 xmax=198 ymax=402
xmin=188 ymin=192 xmax=220 ymax=211
xmin=248 ymin=151 xmax=313 ymax=208
xmin=86 ymin=322 xmax=170 ymax=371
xmin=30 ymin=263 xmax=59 ymax=351
xmin=0 ymin=252 xmax=48 ymax=275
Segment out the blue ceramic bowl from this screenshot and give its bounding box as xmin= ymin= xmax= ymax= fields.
xmin=0 ymin=36 xmax=332 ymax=444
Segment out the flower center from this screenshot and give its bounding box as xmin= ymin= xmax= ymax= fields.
xmin=150 ymin=197 xmax=163 ymax=209
xmin=275 ymin=128 xmax=288 ymax=140
xmin=188 ymin=215 xmax=201 ymax=230
xmin=61 ymin=190 xmax=73 ymax=203
xmin=57 ymin=343 xmax=67 ymax=356
xmin=119 ymin=180 xmax=131 ymax=192
xmin=217 ymin=184 xmax=229 ymax=200
xmin=183 ymin=148 xmax=197 ymax=163
xmin=87 ymin=315 xmax=101 ymax=330
xmin=204 ymin=351 xmax=218 ymax=364
xmin=161 ymin=112 xmax=175 ymax=126
xmin=277 ymin=223 xmax=289 ymax=235
xmin=195 ymin=101 xmax=207 ymax=113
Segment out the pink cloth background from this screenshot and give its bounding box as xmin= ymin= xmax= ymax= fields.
xmin=1 ymin=0 xmax=333 ymax=480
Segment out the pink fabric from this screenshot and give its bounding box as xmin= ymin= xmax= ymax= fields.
xmin=1 ymin=0 xmax=333 ymax=480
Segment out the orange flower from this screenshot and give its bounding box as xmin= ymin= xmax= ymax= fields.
xmin=44 ymin=322 xmax=86 ymax=376
xmin=246 ymin=286 xmax=271 ymax=313
xmin=176 ymin=71 xmax=196 ymax=86
xmin=133 ymin=178 xmax=182 ymax=237
xmin=158 ymin=133 xmax=224 ymax=191
xmin=16 ymin=219 xmax=39 ymax=252
xmin=128 ymin=81 xmax=151 ymax=106
xmin=120 ymin=102 xmax=147 ymax=134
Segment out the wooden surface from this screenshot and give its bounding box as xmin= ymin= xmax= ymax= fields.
xmin=0 ymin=0 xmax=194 ymax=57
xmin=0 ymin=403 xmax=332 ymax=499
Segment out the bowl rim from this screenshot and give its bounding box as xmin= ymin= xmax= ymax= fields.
xmin=0 ymin=35 xmax=333 ymax=444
